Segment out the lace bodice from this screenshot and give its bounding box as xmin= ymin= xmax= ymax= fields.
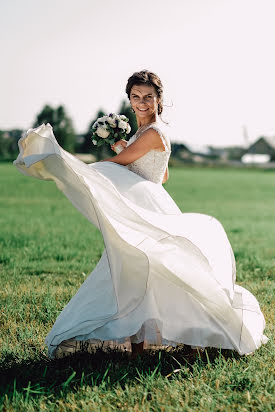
xmin=124 ymin=122 xmax=171 ymax=184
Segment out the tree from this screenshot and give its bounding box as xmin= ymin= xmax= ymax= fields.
xmin=0 ymin=129 xmax=23 ymax=160
xmin=33 ymin=104 xmax=76 ymax=152
xmin=0 ymin=131 xmax=9 ymax=158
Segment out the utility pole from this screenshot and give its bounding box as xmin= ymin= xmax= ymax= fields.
xmin=242 ymin=125 xmax=249 ymax=147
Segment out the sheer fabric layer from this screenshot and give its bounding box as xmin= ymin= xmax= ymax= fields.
xmin=13 ymin=123 xmax=268 ymax=358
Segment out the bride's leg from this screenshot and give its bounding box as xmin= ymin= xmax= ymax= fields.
xmin=130 ymin=324 xmax=145 ymax=358
xmin=54 ymin=339 xmax=81 ymax=358
xmin=131 ymin=341 xmax=144 ymax=358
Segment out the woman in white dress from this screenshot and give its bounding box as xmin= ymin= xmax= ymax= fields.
xmin=14 ymin=70 xmax=268 ymax=360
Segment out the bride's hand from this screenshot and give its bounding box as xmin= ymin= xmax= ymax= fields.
xmin=110 ymin=140 xmax=127 ymax=152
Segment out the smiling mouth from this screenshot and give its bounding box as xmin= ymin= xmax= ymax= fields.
xmin=137 ymin=108 xmax=149 ymax=112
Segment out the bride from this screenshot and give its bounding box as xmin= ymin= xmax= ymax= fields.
xmin=14 ymin=69 xmax=268 ymax=359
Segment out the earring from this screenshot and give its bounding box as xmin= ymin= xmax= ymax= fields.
xmin=131 ymin=107 xmax=135 ymax=113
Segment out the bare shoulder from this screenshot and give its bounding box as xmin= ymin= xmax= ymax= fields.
xmin=136 ymin=127 xmax=166 ymax=151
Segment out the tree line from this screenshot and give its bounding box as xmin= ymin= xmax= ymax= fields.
xmin=1 ymin=105 xmax=249 ymax=163
xmin=0 ymin=100 xmax=138 ymax=161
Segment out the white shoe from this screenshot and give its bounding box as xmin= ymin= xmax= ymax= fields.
xmin=190 ymin=345 xmax=205 ymax=353
xmin=54 ymin=339 xmax=84 ymax=359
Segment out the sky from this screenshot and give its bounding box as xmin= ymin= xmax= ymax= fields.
xmin=0 ymin=0 xmax=275 ymax=147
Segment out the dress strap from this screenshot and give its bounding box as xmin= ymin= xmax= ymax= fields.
xmin=149 ymin=125 xmax=171 ymax=152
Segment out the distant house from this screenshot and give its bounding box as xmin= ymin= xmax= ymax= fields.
xmin=243 ymin=135 xmax=275 ymax=162
xmin=171 ymin=142 xmax=190 ymax=157
xmin=171 ymin=142 xmax=221 ymax=163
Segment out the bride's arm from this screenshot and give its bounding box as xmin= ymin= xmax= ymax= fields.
xmin=101 ymin=129 xmax=165 ymax=165
xmin=162 ymin=167 xmax=169 ymax=184
xmin=111 ymin=139 xmax=127 ymax=151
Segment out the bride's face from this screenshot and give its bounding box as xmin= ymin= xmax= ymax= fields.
xmin=130 ymin=84 xmax=159 ymax=118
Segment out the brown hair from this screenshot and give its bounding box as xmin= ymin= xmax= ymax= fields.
xmin=125 ymin=70 xmax=164 ymax=116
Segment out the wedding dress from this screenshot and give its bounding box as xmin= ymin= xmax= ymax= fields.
xmin=13 ymin=122 xmax=268 ymax=358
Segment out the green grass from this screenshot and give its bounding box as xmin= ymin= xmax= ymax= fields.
xmin=0 ymin=163 xmax=274 ymax=411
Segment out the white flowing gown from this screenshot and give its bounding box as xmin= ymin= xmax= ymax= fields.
xmin=13 ymin=122 xmax=268 ymax=358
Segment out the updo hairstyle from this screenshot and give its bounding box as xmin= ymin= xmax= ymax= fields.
xmin=125 ymin=70 xmax=164 ymax=116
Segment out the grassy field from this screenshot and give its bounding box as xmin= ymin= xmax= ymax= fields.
xmin=0 ymin=162 xmax=274 ymax=411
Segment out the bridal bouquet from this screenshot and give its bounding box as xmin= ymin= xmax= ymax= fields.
xmin=91 ymin=114 xmax=131 ymax=150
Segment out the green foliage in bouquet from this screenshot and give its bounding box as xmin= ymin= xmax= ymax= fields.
xmin=91 ymin=113 xmax=131 ymax=148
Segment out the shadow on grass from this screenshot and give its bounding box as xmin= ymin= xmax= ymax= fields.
xmin=0 ymin=345 xmax=242 ymax=399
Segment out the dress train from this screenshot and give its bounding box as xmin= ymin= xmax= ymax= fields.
xmin=13 ymin=124 xmax=268 ymax=358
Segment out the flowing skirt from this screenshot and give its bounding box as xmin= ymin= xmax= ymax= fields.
xmin=13 ymin=123 xmax=268 ymax=358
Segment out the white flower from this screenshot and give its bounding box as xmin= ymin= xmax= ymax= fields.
xmin=107 ymin=117 xmax=117 ymax=127
xmin=120 ymin=115 xmax=127 ymax=121
xmin=126 ymin=123 xmax=131 ymax=134
xmin=92 ymin=121 xmax=98 ymax=129
xmin=118 ymin=120 xmax=127 ymax=130
xmin=99 ymin=115 xmax=108 ymax=122
xmin=92 ymin=139 xmax=97 ymax=145
xmin=96 ymin=126 xmax=110 ymax=138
